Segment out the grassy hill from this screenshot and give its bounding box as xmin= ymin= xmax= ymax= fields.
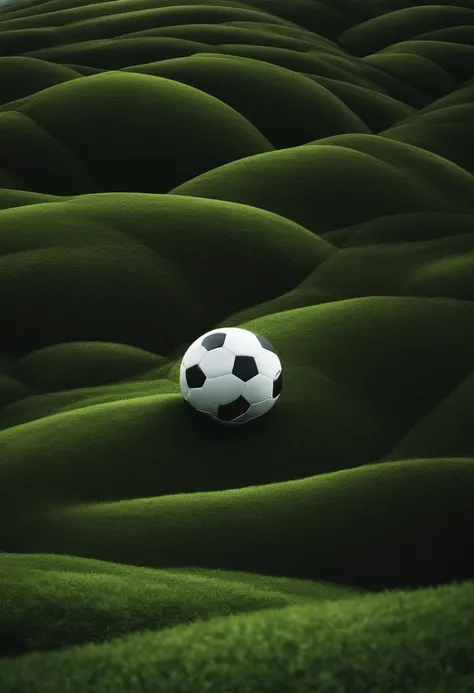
xmin=0 ymin=0 xmax=473 ymax=690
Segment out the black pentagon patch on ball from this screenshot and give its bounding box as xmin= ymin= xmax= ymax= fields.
xmin=185 ymin=364 xmax=206 ymax=388
xmin=201 ymin=332 xmax=226 ymax=350
xmin=232 ymin=355 xmax=259 ymax=382
xmin=217 ymin=396 xmax=250 ymax=422
xmin=273 ymin=370 xmax=283 ymax=397
xmin=254 ymin=333 xmax=274 ymax=352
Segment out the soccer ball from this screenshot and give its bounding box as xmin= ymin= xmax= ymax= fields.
xmin=180 ymin=327 xmax=283 ymax=425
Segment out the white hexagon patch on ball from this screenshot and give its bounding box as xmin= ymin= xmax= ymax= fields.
xmin=179 ymin=327 xmax=283 ymax=425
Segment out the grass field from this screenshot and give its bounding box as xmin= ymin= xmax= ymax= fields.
xmin=0 ymin=0 xmax=473 ymax=690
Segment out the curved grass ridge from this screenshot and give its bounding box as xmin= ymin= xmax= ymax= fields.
xmin=0 ymin=577 xmax=473 ymax=693
xmin=2 ymin=455 xmax=474 ymax=592
xmin=0 ymin=0 xmax=473 ymax=689
xmin=0 ymin=552 xmax=365 ymax=657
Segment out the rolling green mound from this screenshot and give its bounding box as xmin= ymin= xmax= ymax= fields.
xmin=25 ymin=36 xmax=216 ymax=69
xmin=0 ymin=188 xmax=65 ymax=210
xmin=124 ymin=54 xmax=371 ymax=148
xmin=361 ymin=51 xmax=454 ymax=98
xmin=0 ymin=552 xmax=364 ymax=657
xmin=121 ymin=22 xmax=319 ymax=50
xmin=170 ymin=139 xmax=474 ymax=234
xmin=0 ymin=572 xmax=473 ymax=693
xmin=0 ymin=0 xmax=473 ymax=690
xmin=420 ymin=83 xmax=474 ymax=111
xmin=338 ymin=5 xmax=474 ymax=55
xmin=377 ymin=39 xmax=474 ymax=83
xmin=0 ymin=56 xmax=80 ymax=103
xmin=417 ymin=24 xmax=474 ymax=43
xmin=0 ymin=71 xmax=273 ymax=194
xmin=0 ymin=194 xmax=327 ymax=355
xmin=381 ymin=103 xmax=474 ymax=173
xmin=301 ymin=73 xmax=416 ymax=131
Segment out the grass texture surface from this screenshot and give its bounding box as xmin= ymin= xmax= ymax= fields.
xmin=0 ymin=0 xmax=473 ymax=690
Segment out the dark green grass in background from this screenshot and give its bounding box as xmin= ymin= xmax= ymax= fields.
xmin=0 ymin=0 xmax=473 ymax=690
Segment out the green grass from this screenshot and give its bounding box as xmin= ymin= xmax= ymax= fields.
xmin=0 ymin=552 xmax=364 ymax=657
xmin=0 ymin=0 xmax=473 ymax=689
xmin=0 ymin=193 xmax=328 ymax=356
xmin=1 ymin=455 xmax=473 ymax=592
xmin=170 ymin=140 xmax=474 ymax=235
xmin=0 ymin=577 xmax=473 ymax=693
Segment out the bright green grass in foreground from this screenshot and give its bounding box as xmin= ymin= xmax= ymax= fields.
xmin=0 ymin=552 xmax=364 ymax=657
xmin=0 ymin=568 xmax=472 ymax=693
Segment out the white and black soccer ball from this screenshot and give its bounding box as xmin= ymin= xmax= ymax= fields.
xmin=180 ymin=327 xmax=283 ymax=425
